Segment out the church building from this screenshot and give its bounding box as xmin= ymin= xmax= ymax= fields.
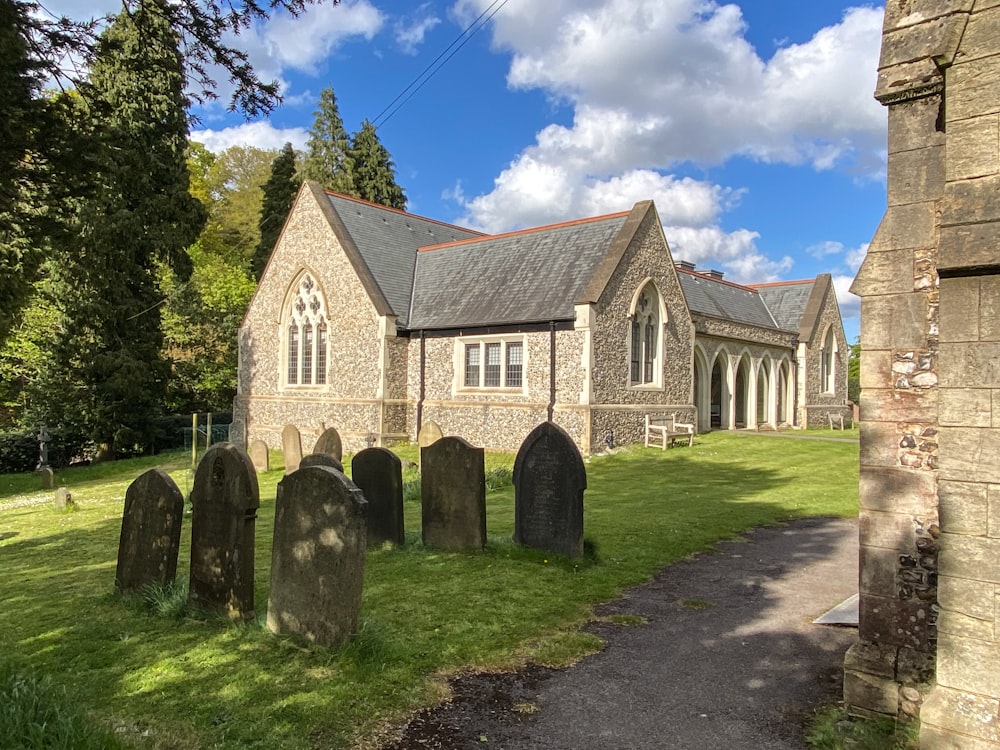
xmin=232 ymin=182 xmax=849 ymax=454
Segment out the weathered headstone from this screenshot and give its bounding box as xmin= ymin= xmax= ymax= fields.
xmin=188 ymin=443 xmax=260 ymax=619
xmin=417 ymin=420 xmax=444 ymax=448
xmin=281 ymin=424 xmax=303 ymax=475
xmin=248 ymin=438 xmax=270 ymax=473
xmin=300 ymin=452 xmax=344 ymax=472
xmin=421 ymin=436 xmax=486 ymax=550
xmin=513 ymin=422 xmax=587 ymax=558
xmin=267 ymin=466 xmax=367 ymax=647
xmin=37 ymin=467 xmax=54 ymax=490
xmin=53 ymin=486 xmax=74 ymax=510
xmin=352 ymin=447 xmax=404 ymax=546
xmin=115 ymin=469 xmax=184 ymax=593
xmin=313 ymin=426 xmax=343 ymax=462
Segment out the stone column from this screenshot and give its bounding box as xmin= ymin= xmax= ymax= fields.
xmin=845 ymin=0 xmax=964 ymax=722
xmin=919 ymin=2 xmax=1000 ymax=746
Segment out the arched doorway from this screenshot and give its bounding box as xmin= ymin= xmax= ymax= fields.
xmin=734 ymin=356 xmax=751 ymax=428
xmin=710 ymin=355 xmax=726 ymax=429
xmin=756 ymin=359 xmax=771 ymax=428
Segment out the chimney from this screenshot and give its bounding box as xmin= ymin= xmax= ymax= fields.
xmin=706 ymin=269 xmax=725 ymax=280
xmin=676 ymin=259 xmax=696 ymax=272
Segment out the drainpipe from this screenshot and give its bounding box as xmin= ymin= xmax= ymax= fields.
xmin=791 ymin=337 xmax=800 ymax=428
xmin=548 ymin=321 xmax=556 ymax=422
xmin=417 ymin=330 xmax=425 ymax=437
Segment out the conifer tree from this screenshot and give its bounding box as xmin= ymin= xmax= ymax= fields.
xmin=303 ymin=87 xmax=356 ymax=195
xmin=46 ymin=0 xmax=206 ymax=456
xmin=253 ymin=142 xmax=301 ymax=280
xmin=349 ymin=119 xmax=407 ymax=210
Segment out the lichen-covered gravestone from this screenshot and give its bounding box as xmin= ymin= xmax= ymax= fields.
xmin=513 ymin=422 xmax=587 ymax=558
xmin=313 ymin=426 xmax=343 ymax=462
xmin=188 ymin=443 xmax=260 ymax=619
xmin=352 ymin=447 xmax=404 ymax=546
xmin=421 ymin=436 xmax=486 ymax=550
xmin=248 ymin=438 xmax=270 ymax=473
xmin=267 ymin=466 xmax=367 ymax=647
xmin=417 ymin=420 xmax=444 ymax=448
xmin=300 ymin=452 xmax=344 ymax=472
xmin=281 ymin=424 xmax=303 ymax=475
xmin=115 ymin=469 xmax=184 ymax=593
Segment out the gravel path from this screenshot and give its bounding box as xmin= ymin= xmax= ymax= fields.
xmin=383 ymin=516 xmax=859 ymax=750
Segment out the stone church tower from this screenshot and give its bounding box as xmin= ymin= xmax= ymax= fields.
xmin=847 ymin=2 xmax=1000 ymax=746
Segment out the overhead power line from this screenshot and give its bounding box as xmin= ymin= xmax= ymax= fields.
xmin=371 ymin=0 xmax=511 ymax=130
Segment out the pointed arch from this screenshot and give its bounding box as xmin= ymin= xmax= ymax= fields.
xmin=734 ymin=352 xmax=752 ymax=429
xmin=756 ymin=356 xmax=772 ymax=428
xmin=281 ymin=268 xmax=331 ymax=388
xmin=820 ymin=324 xmax=838 ymax=393
xmin=693 ymin=344 xmax=711 ymax=433
xmin=709 ymin=346 xmax=731 ymax=429
xmin=627 ymin=278 xmax=667 ymax=388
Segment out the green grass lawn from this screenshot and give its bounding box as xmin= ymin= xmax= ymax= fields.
xmin=0 ymin=431 xmax=858 ymax=749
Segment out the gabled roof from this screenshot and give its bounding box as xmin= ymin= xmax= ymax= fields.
xmin=752 ymin=279 xmax=816 ymax=332
xmin=321 ymin=189 xmax=483 ymax=326
xmin=408 ymin=211 xmax=632 ymax=330
xmin=677 ymin=269 xmax=781 ymax=330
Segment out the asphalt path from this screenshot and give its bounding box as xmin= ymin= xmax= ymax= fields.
xmin=385 ymin=516 xmax=859 ymax=750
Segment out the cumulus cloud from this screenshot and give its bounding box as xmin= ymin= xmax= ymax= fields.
xmin=395 ymin=7 xmax=442 ymax=55
xmin=192 ymin=122 xmax=310 ymax=152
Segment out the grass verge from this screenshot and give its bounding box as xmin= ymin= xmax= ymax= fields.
xmin=0 ymin=431 xmax=858 ymax=749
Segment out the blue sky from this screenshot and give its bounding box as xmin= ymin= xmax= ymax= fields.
xmin=58 ymin=0 xmax=888 ymax=342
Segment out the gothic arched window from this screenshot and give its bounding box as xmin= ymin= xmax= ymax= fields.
xmin=629 ymin=281 xmax=664 ymax=387
xmin=283 ymin=272 xmax=330 ymax=387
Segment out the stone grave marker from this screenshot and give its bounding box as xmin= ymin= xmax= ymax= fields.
xmin=421 ymin=436 xmax=486 ymax=550
xmin=417 ymin=420 xmax=444 ymax=448
xmin=352 ymin=447 xmax=404 ymax=546
xmin=188 ymin=443 xmax=260 ymax=619
xmin=313 ymin=426 xmax=343 ymax=462
xmin=37 ymin=467 xmax=54 ymax=490
xmin=281 ymin=424 xmax=303 ymax=475
xmin=248 ymin=438 xmax=270 ymax=473
xmin=513 ymin=422 xmax=587 ymax=558
xmin=115 ymin=469 xmax=184 ymax=593
xmin=267 ymin=465 xmax=367 ymax=647
xmin=300 ymin=452 xmax=344 ymax=472
xmin=53 ymin=486 xmax=74 ymax=510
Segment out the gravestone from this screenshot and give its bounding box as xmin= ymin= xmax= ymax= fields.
xmin=281 ymin=424 xmax=303 ymax=475
xmin=53 ymin=486 xmax=74 ymax=510
xmin=513 ymin=422 xmax=587 ymax=558
xmin=300 ymin=453 xmax=344 ymax=472
xmin=115 ymin=469 xmax=184 ymax=593
xmin=37 ymin=467 xmax=54 ymax=490
xmin=421 ymin=436 xmax=486 ymax=550
xmin=188 ymin=443 xmax=260 ymax=619
xmin=313 ymin=427 xmax=343 ymax=462
xmin=417 ymin=420 xmax=443 ymax=448
xmin=267 ymin=466 xmax=367 ymax=647
xmin=352 ymin=447 xmax=404 ymax=546
xmin=248 ymin=439 xmax=270 ymax=473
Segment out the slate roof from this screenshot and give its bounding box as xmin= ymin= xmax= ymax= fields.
xmin=325 ymin=193 xmax=483 ymax=327
xmin=753 ymin=280 xmax=816 ymax=332
xmin=408 ymin=213 xmax=631 ymax=330
xmin=677 ymin=270 xmax=782 ymax=330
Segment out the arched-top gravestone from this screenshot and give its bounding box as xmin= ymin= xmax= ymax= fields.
xmin=513 ymin=422 xmax=587 ymax=558
xmin=352 ymin=447 xmax=404 ymax=546
xmin=417 ymin=420 xmax=444 ymax=448
xmin=267 ymin=466 xmax=367 ymax=647
xmin=188 ymin=443 xmax=260 ymax=619
xmin=300 ymin=453 xmax=344 ymax=472
xmin=116 ymin=468 xmax=184 ymax=593
xmin=248 ymin=438 xmax=270 ymax=473
xmin=313 ymin=427 xmax=343 ymax=462
xmin=421 ymin=436 xmax=486 ymax=550
xmin=281 ymin=424 xmax=303 ymax=475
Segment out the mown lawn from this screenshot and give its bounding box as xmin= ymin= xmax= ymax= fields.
xmin=0 ymin=431 xmax=858 ymax=749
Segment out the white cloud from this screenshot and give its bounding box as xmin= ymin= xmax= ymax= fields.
xmin=833 ymin=274 xmax=860 ymax=323
xmin=395 ymin=7 xmax=442 ymax=55
xmin=192 ymin=122 xmax=309 ymax=152
xmin=262 ymin=0 xmax=383 ymax=73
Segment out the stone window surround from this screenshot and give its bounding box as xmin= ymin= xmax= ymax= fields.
xmin=453 ymin=335 xmax=528 ymax=395
xmin=627 ymin=278 xmax=667 ymax=391
xmin=820 ymin=324 xmax=838 ymax=395
xmin=280 ymin=269 xmax=331 ymax=391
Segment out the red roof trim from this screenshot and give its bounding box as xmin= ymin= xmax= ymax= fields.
xmin=675 ymin=266 xmax=761 ymax=293
xmin=324 ymin=190 xmax=487 ymax=237
xmin=747 ymin=278 xmax=816 ymax=289
xmin=416 ymin=210 xmax=632 ymax=253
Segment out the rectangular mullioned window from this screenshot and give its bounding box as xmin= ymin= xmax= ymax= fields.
xmin=459 ymin=337 xmax=526 ymax=391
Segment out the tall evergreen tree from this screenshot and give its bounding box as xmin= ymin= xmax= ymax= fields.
xmin=253 ymin=142 xmax=301 ymax=281
xmin=46 ymin=0 xmax=206 ymax=456
xmin=349 ymin=119 xmax=407 ymax=210
xmin=303 ymin=87 xmax=355 ymax=195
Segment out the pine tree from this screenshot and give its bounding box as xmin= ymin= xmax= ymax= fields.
xmin=349 ymin=119 xmax=407 ymax=210
xmin=303 ymin=87 xmax=356 ymax=195
xmin=253 ymin=142 xmax=301 ymax=280
xmin=46 ymin=0 xmax=206 ymax=456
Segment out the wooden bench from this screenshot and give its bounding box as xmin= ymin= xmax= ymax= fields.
xmin=828 ymin=413 xmax=850 ymax=430
xmin=644 ymin=413 xmax=695 ymax=449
